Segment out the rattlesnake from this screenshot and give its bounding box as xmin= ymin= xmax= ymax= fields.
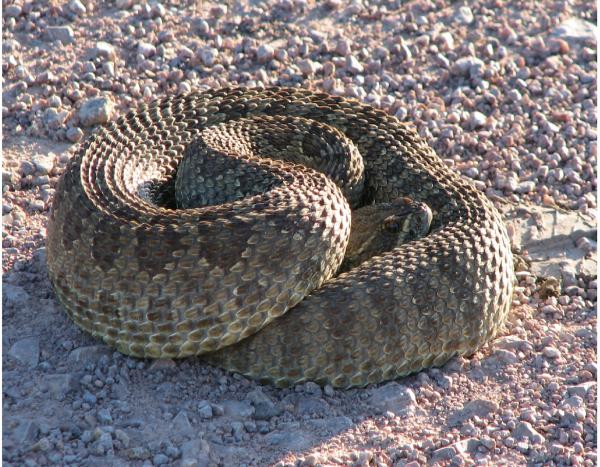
xmin=46 ymin=87 xmax=514 ymax=388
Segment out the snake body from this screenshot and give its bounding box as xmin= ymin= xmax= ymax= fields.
xmin=46 ymin=87 xmax=514 ymax=388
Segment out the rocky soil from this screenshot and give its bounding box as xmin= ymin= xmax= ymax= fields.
xmin=2 ymin=1 xmax=597 ymax=466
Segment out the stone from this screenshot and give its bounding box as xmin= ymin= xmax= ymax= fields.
xmin=449 ymin=399 xmax=498 ymax=426
xmin=97 ymin=408 xmax=113 ymax=424
xmin=69 ymin=0 xmax=87 ymax=15
xmin=305 ymin=416 xmax=352 ymax=434
xmin=336 ymin=39 xmax=352 ymax=55
xmin=31 ymin=436 xmax=52 ymax=452
xmin=83 ymin=391 xmax=97 ymax=405
xmin=197 ymin=401 xmax=213 ymax=419
xmin=79 ymin=97 xmax=115 ymax=127
xmin=114 ymin=429 xmax=130 ymax=448
xmin=430 ymin=446 xmax=457 ymax=463
xmin=93 ymin=41 xmax=117 ymax=60
xmin=66 ymin=127 xmax=84 ymax=142
xmin=91 ymin=432 xmax=114 ymax=455
xmin=198 ymin=48 xmax=218 ymax=66
xmin=231 ymin=421 xmax=244 ymax=440
xmin=2 ymin=169 xmax=18 ymax=189
xmin=32 ymin=155 xmax=55 ymax=175
xmin=298 ymin=59 xmax=317 ymax=75
xmin=562 ymin=395 xmax=584 ymax=409
xmin=438 ymin=32 xmax=454 ymax=50
xmin=46 ymin=26 xmax=75 ymax=44
xmin=127 ymin=446 xmax=151 ymax=460
xmin=552 ymin=18 xmax=596 ymax=42
xmin=517 ymin=181 xmax=536 ymax=193
xmin=295 ymin=396 xmax=329 ymax=415
xmin=369 ymin=383 xmax=417 ymax=415
xmin=500 ymin=204 xmax=596 ymax=279
xmin=561 ymin=264 xmax=578 ymax=287
xmin=490 ymin=349 xmax=519 ymax=365
xmin=246 ymin=389 xmax=280 ymax=420
xmin=44 ymin=108 xmax=69 ymax=130
xmin=8 ymin=419 xmax=40 ymax=447
xmin=513 ymin=421 xmax=544 ymax=444
xmin=454 ymin=6 xmax=473 ymax=24
xmin=494 ymin=335 xmax=532 ymax=352
xmin=150 ymin=453 xmax=168 ymax=465
xmin=9 ymin=336 xmax=40 ymax=367
xmin=148 ymin=359 xmax=176 ymax=371
xmin=137 ymin=42 xmax=156 ymax=58
xmin=181 ymin=439 xmax=211 ymax=467
xmin=452 ymin=57 xmax=484 ymax=77
xmin=542 ymin=346 xmax=561 ymax=359
xmin=345 ymin=55 xmax=364 ymax=74
xmin=211 ymin=4 xmax=227 ymax=17
xmin=264 ymin=429 xmax=312 ymax=450
xmin=172 ymin=411 xmax=193 ymax=434
xmin=222 ymin=400 xmax=254 ymax=419
xmin=3 ymin=284 xmax=29 ymax=308
xmin=469 ymin=111 xmax=487 ymax=129
xmin=68 ymin=345 xmax=112 ymax=365
xmin=4 ymin=5 xmax=21 ymax=17
xmin=257 ymin=44 xmax=275 ymax=63
xmin=43 ymin=373 xmax=79 ymax=399
xmin=303 ymin=381 xmax=322 ymax=396
xmin=567 ymin=382 xmax=596 ymax=398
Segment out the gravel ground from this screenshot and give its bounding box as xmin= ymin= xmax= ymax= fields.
xmin=2 ymin=1 xmax=597 ymax=466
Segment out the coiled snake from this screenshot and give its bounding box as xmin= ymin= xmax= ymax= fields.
xmin=46 ymin=87 xmax=514 ymax=388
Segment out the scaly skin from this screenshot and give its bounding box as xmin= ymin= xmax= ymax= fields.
xmin=46 ymin=87 xmax=514 ymax=388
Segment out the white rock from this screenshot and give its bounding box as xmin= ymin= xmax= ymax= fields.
xmin=5 ymin=5 xmax=21 ymax=17
xmin=345 ymin=55 xmax=363 ymax=74
xmin=469 ymin=111 xmax=487 ymax=129
xmin=46 ymin=26 xmax=75 ymax=44
xmin=439 ymin=32 xmax=455 ymax=50
xmin=137 ymin=42 xmax=156 ymax=58
xmin=199 ymin=48 xmax=218 ymax=66
xmin=32 ymin=155 xmax=55 ymax=175
xmin=68 ymin=345 xmax=112 ymax=364
xmin=567 ymin=382 xmax=596 ymax=397
xmin=552 ymin=18 xmax=596 ymax=42
xmin=69 ymin=0 xmax=87 ymax=15
xmin=336 ymin=39 xmax=352 ymax=56
xmin=517 ymin=181 xmax=536 ymax=193
xmin=369 ymin=383 xmax=417 ymax=415
xmin=94 ymin=41 xmax=117 ymax=61
xmin=66 ymin=127 xmax=84 ymax=142
xmin=298 ymin=58 xmax=316 ymax=75
xmin=197 ymin=401 xmax=213 ymax=419
xmin=257 ymin=44 xmax=274 ymax=63
xmin=513 ymin=421 xmax=544 ymax=444
xmin=9 ymin=337 xmax=40 ymax=367
xmin=449 ymin=399 xmax=498 ymax=426
xmin=171 ymin=411 xmax=194 ymax=434
xmin=453 ymin=56 xmax=484 ymax=76
xmin=79 ymin=97 xmax=115 ymax=127
xmin=195 ymin=19 xmax=210 ymax=35
xmin=454 ymin=6 xmax=474 ymax=24
xmin=211 ymin=4 xmax=227 ymax=17
xmin=542 ymin=346 xmax=561 ymax=359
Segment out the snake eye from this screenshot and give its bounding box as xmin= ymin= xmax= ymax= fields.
xmin=383 ymin=215 xmax=402 ymax=234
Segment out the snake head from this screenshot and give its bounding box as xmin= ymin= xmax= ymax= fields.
xmin=340 ymin=197 xmax=433 ymax=273
xmin=383 ymin=197 xmax=433 ymax=244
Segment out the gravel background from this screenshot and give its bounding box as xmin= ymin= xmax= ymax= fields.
xmin=2 ymin=1 xmax=597 ymax=466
